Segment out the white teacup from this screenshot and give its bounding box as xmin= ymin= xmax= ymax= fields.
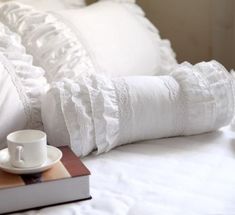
xmin=7 ymin=130 xmax=47 ymax=168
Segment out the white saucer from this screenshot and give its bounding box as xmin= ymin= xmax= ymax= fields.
xmin=0 ymin=146 xmax=62 ymax=175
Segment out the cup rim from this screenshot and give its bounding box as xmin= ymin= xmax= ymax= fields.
xmin=7 ymin=130 xmax=46 ymax=144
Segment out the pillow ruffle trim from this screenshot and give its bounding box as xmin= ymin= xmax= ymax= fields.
xmin=111 ymin=0 xmax=178 ymax=74
xmin=0 ymin=2 xmax=95 ymax=83
xmin=48 ymin=73 xmax=120 ymax=156
xmin=171 ymin=60 xmax=235 ymax=135
xmin=0 ymin=22 xmax=47 ymax=129
xmin=88 ymin=74 xmax=119 ymax=154
xmin=0 ymin=1 xmax=177 ymax=78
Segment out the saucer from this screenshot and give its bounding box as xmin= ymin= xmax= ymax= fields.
xmin=0 ymin=146 xmax=62 ymax=175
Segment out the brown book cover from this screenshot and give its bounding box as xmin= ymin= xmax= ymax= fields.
xmin=0 ymin=146 xmax=91 ymax=214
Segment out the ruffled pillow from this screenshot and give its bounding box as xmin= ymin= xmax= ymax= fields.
xmin=42 ymin=61 xmax=235 ymax=156
xmin=0 ymin=0 xmax=86 ymax=10
xmin=0 ymin=22 xmax=47 ymax=147
xmin=53 ymin=1 xmax=177 ymax=76
xmin=0 ymin=1 xmax=176 ymax=83
xmin=0 ymin=2 xmax=95 ymax=83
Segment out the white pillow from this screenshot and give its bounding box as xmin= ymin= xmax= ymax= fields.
xmin=0 ymin=2 xmax=95 ymax=83
xmin=0 ymin=23 xmax=47 ymax=147
xmin=53 ymin=1 xmax=177 ymax=76
xmin=0 ymin=1 xmax=176 ymax=83
xmin=42 ymin=61 xmax=235 ymax=156
xmin=0 ymin=0 xmax=86 ymax=10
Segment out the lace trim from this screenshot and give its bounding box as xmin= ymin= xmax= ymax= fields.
xmin=171 ymin=61 xmax=235 ymax=135
xmin=171 ymin=63 xmax=215 ymax=135
xmin=89 ymin=74 xmax=120 ymax=154
xmin=195 ymin=61 xmax=235 ymax=129
xmin=0 ymin=22 xmax=47 ymax=129
xmin=0 ymin=54 xmax=30 ymax=125
xmin=112 ymin=78 xmax=132 ymax=145
xmin=162 ymin=76 xmax=183 ymax=136
xmin=58 ymin=78 xmax=96 ymax=157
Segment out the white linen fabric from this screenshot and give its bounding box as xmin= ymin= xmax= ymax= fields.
xmin=18 ymin=126 xmax=235 ymax=215
xmin=42 ymin=61 xmax=235 ymax=156
xmin=53 ymin=1 xmax=177 ymax=76
xmin=0 ymin=2 xmax=96 ymax=83
xmin=0 ymin=1 xmax=176 ymax=83
xmin=0 ymin=22 xmax=47 ymax=147
xmin=0 ymin=0 xmax=86 ymax=10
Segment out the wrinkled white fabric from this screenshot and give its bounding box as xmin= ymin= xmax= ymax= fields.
xmin=42 ymin=61 xmax=235 ymax=156
xmin=0 ymin=1 xmax=176 ymax=83
xmin=18 ymin=126 xmax=235 ymax=215
xmin=172 ymin=61 xmax=235 ymax=134
xmin=0 ymin=2 xmax=96 ymax=83
xmin=0 ymin=0 xmax=86 ymax=10
xmin=0 ymin=22 xmax=47 ymax=147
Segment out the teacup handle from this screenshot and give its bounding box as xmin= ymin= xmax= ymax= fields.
xmin=15 ymin=146 xmax=23 ymax=163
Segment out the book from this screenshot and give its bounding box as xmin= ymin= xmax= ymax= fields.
xmin=0 ymin=146 xmax=91 ymax=214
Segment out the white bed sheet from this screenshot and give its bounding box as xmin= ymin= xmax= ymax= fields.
xmin=14 ymin=126 xmax=235 ymax=215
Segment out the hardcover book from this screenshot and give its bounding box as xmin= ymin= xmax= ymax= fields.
xmin=0 ymin=146 xmax=91 ymax=214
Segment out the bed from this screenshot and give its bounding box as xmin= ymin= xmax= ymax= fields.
xmin=0 ymin=1 xmax=234 ymax=214
xmin=12 ymin=126 xmax=235 ymax=215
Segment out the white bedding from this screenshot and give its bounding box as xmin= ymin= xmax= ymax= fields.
xmin=0 ymin=2 xmax=234 ymax=214
xmin=0 ymin=0 xmax=86 ymax=10
xmin=42 ymin=61 xmax=235 ymax=157
xmin=0 ymin=1 xmax=176 ymax=83
xmin=15 ymin=126 xmax=235 ymax=215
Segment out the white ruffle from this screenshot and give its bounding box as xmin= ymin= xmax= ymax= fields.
xmin=0 ymin=22 xmax=47 ymax=129
xmin=60 ymin=77 xmax=95 ymax=156
xmin=45 ymin=77 xmax=93 ymax=156
xmin=42 ymin=61 xmax=235 ymax=156
xmin=0 ymin=2 xmax=95 ymax=83
xmin=63 ymin=74 xmax=119 ymax=155
xmin=109 ymin=0 xmax=177 ymax=74
xmin=0 ymin=1 xmax=177 ymax=79
xmin=171 ymin=61 xmax=235 ymax=135
xmin=43 ymin=73 xmax=120 ymax=156
xmin=137 ymin=14 xmax=177 ymax=75
xmin=88 ymin=75 xmax=119 ymax=154
xmin=194 ymin=61 xmax=235 ymax=129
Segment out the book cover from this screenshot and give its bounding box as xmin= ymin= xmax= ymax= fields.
xmin=0 ymin=146 xmax=91 ymax=214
